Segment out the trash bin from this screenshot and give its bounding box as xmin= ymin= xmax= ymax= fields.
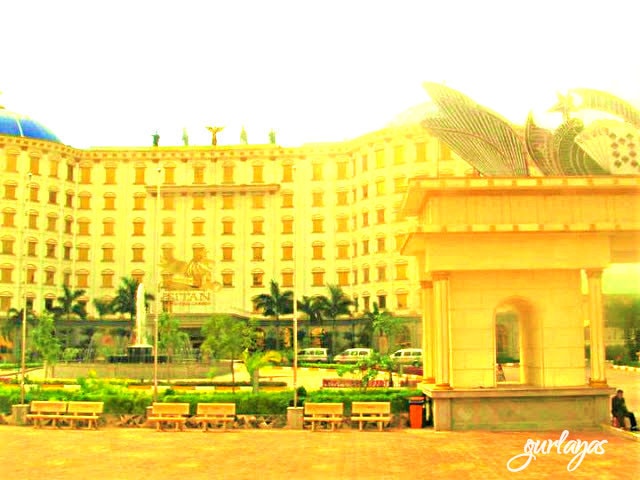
xmin=409 ymin=396 xmax=425 ymax=429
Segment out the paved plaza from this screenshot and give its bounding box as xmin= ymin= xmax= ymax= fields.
xmin=1 ymin=425 xmax=638 ymax=480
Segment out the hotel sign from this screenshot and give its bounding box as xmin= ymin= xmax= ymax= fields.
xmin=165 ymin=290 xmax=212 ymax=306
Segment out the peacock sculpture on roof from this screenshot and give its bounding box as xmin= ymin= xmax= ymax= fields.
xmin=421 ymin=83 xmax=640 ymax=176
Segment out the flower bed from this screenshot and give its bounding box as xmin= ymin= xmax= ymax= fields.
xmin=322 ymin=378 xmax=388 ymax=388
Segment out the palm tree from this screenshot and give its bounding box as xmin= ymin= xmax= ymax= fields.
xmin=51 ymin=285 xmax=87 ymax=321
xmin=365 ymin=302 xmax=401 ymax=354
xmin=252 ymin=280 xmax=293 ymax=351
xmin=92 ymin=297 xmax=113 ymax=319
xmin=297 ymin=295 xmax=325 ymax=347
xmin=110 ymin=276 xmax=154 ymax=334
xmin=317 ymin=284 xmax=354 ymax=355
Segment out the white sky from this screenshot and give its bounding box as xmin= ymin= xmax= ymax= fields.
xmin=1 ymin=0 xmax=639 ymax=148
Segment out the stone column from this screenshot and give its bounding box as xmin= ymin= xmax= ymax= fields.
xmin=432 ymin=271 xmax=452 ymax=389
xmin=420 ymin=280 xmax=435 ymax=383
xmin=586 ymin=269 xmax=607 ymax=387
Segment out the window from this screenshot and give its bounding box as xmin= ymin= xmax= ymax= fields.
xmin=222 ymin=219 xmax=234 ymax=235
xmin=396 ymin=263 xmax=408 ymax=280
xmin=312 ymin=192 xmax=323 ymax=207
xmin=162 ymin=219 xmax=174 ymax=236
xmin=47 ymin=216 xmax=57 ymax=232
xmin=252 ymin=244 xmax=264 ymax=261
xmin=312 ymin=270 xmax=325 ymax=287
xmin=363 ymin=266 xmax=370 ymax=283
xmin=393 ymin=145 xmax=405 ymax=165
xmin=312 ymin=243 xmax=324 ymax=260
xmin=27 ymin=240 xmax=37 ymax=257
xmin=336 ymin=191 xmax=348 ymax=206
xmin=282 ymin=244 xmax=293 ymax=261
xmin=62 ymin=271 xmax=71 ymax=287
xmin=337 ymin=162 xmax=347 ymax=180
xmin=48 ymin=190 xmax=57 ymax=204
xmin=361 ymin=154 xmax=368 ymax=172
xmin=64 ymin=245 xmax=72 ymax=260
xmin=252 ymin=219 xmax=264 ymax=235
xmin=222 ymin=270 xmax=234 ymax=287
xmin=67 ymin=163 xmax=76 ymax=181
xmin=162 ymin=196 xmax=175 ymax=210
xmin=77 ymin=271 xmax=89 ymax=288
xmin=132 ymin=245 xmax=144 ymax=262
xmin=79 ymin=194 xmax=91 ymax=210
xmin=66 ymin=192 xmax=73 ymax=208
xmin=440 ymin=142 xmax=452 ymax=161
xmin=2 ymin=210 xmax=15 ymax=227
xmin=1 ymin=238 xmax=14 ymax=254
xmin=49 ymin=158 xmax=59 ymax=177
xmin=352 ymin=269 xmax=358 ymax=285
xmin=312 ymin=217 xmax=323 ymax=233
xmin=135 ymin=166 xmax=145 ymax=184
xmin=29 ymin=185 xmax=39 ymax=202
xmin=45 ymin=269 xmax=55 ymax=286
xmin=396 ymin=292 xmax=408 ymax=309
xmin=337 ymin=243 xmax=349 ymax=259
xmin=133 ymin=219 xmax=145 ymax=236
xmin=0 ymin=295 xmax=10 ymax=310
xmin=222 ymin=245 xmax=234 ymax=261
xmin=395 ymin=233 xmax=406 ymax=250
xmin=4 ymin=184 xmax=17 ymax=200
xmin=416 ymin=143 xmax=427 ymax=163
xmin=0 ymin=266 xmax=13 ymax=283
xmin=362 ymin=211 xmax=369 ymax=227
xmin=134 ymin=195 xmax=145 ymax=210
xmin=5 ymin=153 xmax=18 ymax=172
xmin=164 ymin=166 xmax=175 ymax=184
xmin=26 ymin=266 xmax=36 ymax=284
xmin=222 ymin=195 xmax=234 ymax=210
xmin=282 ymin=271 xmax=293 ymax=288
xmin=376 ymin=208 xmax=385 ymax=224
xmin=394 ymin=177 xmax=407 ymax=193
xmin=282 ymin=218 xmax=293 ymax=234
xmin=281 ymin=192 xmax=293 ymax=208
xmin=375 ymin=179 xmax=385 ymax=196
xmin=28 ymin=212 xmax=38 ymax=229
xmin=282 ymin=164 xmax=293 ymax=182
xmin=105 ymin=166 xmax=116 ymax=184
xmin=223 ymin=165 xmax=234 ymax=183
xmin=362 ymin=239 xmax=369 ymax=255
xmin=312 ymin=163 xmax=322 ymax=181
xmin=337 ymin=270 xmax=349 ymax=287
xmin=80 ymin=166 xmax=91 ymax=184
xmin=376 ymin=236 xmax=385 ymax=253
xmin=193 ymin=195 xmax=205 ymax=210
xmin=104 ymin=194 xmax=116 ymax=210
xmin=251 ymin=194 xmax=265 ymax=209
xmin=377 ymin=265 xmax=387 ymax=281
xmin=336 ymin=217 xmax=348 ymax=232
xmin=64 ymin=218 xmax=73 ymax=234
xmin=252 ymin=271 xmax=264 ymax=287
xmin=77 ymin=245 xmax=90 ymax=261
xmin=377 ymin=294 xmax=387 ymax=309
xmin=352 ymin=242 xmax=357 ymax=257
xmin=29 ymin=156 xmax=40 ymax=175
xmin=362 ymin=184 xmax=368 ymax=199
xmin=375 ymin=149 xmax=385 ymax=168
xmin=101 ymin=271 xmax=114 ymax=288
xmin=192 ymin=219 xmax=205 ymax=236
xmin=45 ymin=243 xmax=56 ymax=258
xmin=252 ymin=165 xmax=264 ymax=183
xmin=193 ymin=166 xmax=205 ymax=184
xmin=131 ymin=271 xmax=144 ymax=283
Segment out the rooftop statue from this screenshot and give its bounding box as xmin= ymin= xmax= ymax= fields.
xmin=421 ymin=83 xmax=640 ymax=176
xmin=206 ymin=126 xmax=224 ymax=146
xmin=152 ymin=131 xmax=160 ymax=147
xmin=182 ymin=128 xmax=189 ymax=146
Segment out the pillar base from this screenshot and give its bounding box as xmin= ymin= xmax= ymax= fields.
xmin=422 ymin=377 xmax=436 ymax=384
xmin=434 ymin=383 xmax=452 ymax=390
xmin=588 ymin=379 xmax=608 ymax=387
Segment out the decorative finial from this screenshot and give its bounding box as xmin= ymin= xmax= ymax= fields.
xmin=152 ymin=131 xmax=160 ymax=147
xmin=269 ymin=129 xmax=276 ymax=145
xmin=206 ymin=126 xmax=224 ymax=146
xmin=240 ymin=126 xmax=248 ymax=145
xmin=182 ymin=128 xmax=189 ymax=146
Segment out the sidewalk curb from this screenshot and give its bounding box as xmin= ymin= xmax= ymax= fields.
xmin=601 ymin=423 xmax=640 ymax=442
xmin=611 ymin=365 xmax=640 ymax=373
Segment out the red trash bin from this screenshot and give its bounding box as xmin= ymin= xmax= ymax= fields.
xmin=408 ymin=396 xmax=425 ymax=428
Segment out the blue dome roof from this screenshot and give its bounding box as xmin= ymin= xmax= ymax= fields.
xmin=0 ymin=107 xmax=61 ymax=143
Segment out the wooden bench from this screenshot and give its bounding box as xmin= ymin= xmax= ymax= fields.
xmin=66 ymin=401 xmax=104 ymax=429
xmin=351 ymin=401 xmax=391 ymax=431
xmin=148 ymin=402 xmax=190 ymax=431
xmin=193 ymin=403 xmax=236 ymax=431
xmin=303 ymin=402 xmax=344 ymax=431
xmin=26 ymin=401 xmax=67 ymax=428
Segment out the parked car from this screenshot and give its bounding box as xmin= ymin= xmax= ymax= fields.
xmin=390 ymin=348 xmax=423 ymax=365
xmin=333 ymin=348 xmax=374 ymax=364
xmin=297 ymin=348 xmax=329 ymax=363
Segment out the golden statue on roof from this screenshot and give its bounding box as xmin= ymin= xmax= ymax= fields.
xmin=206 ymin=126 xmax=224 ymax=146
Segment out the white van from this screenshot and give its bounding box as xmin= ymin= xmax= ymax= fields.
xmin=334 ymin=348 xmax=374 ymax=364
xmin=390 ymin=348 xmax=423 ymax=365
xmin=297 ymin=348 xmax=329 ymax=363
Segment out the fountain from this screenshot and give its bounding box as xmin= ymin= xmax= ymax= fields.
xmin=126 ymin=283 xmax=153 ymax=363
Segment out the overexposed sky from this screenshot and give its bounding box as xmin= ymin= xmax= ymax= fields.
xmin=1 ymin=0 xmax=639 ymax=148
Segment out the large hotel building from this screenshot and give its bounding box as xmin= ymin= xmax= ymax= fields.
xmin=0 ymin=103 xmax=473 ymax=340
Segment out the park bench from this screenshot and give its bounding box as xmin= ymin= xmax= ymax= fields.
xmin=303 ymin=402 xmax=344 ymax=431
xmin=193 ymin=403 xmax=236 ymax=431
xmin=26 ymin=400 xmax=67 ymax=428
xmin=148 ymin=402 xmax=190 ymax=431
xmin=350 ymin=401 xmax=391 ymax=431
xmin=66 ymin=401 xmax=104 ymax=429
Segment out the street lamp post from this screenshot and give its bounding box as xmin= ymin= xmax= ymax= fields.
xmin=153 ymin=167 xmax=161 ymax=402
xmin=19 ymin=172 xmax=32 ymax=405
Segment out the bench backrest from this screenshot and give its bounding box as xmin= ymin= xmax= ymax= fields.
xmin=304 ymin=402 xmax=344 ymax=416
xmin=67 ymin=401 xmax=104 ymax=415
xmin=197 ymin=403 xmax=236 ymax=416
xmin=351 ymin=402 xmax=391 ymax=415
xmin=152 ymin=402 xmax=190 ymax=416
xmin=30 ymin=401 xmax=67 ymax=414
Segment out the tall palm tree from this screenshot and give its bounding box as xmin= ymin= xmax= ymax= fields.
xmin=252 ymin=280 xmax=293 ymax=351
xmin=51 ymin=285 xmax=87 ymax=321
xmin=365 ymin=302 xmax=401 ymax=354
xmin=317 ymin=284 xmax=354 ymax=355
xmin=110 ymin=276 xmax=154 ymax=323
xmin=297 ymin=295 xmax=325 ymax=347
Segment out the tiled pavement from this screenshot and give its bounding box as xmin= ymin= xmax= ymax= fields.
xmin=1 ymin=426 xmax=638 ymax=480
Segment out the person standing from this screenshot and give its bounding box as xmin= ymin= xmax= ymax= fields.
xmin=612 ymin=389 xmax=638 ymax=431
